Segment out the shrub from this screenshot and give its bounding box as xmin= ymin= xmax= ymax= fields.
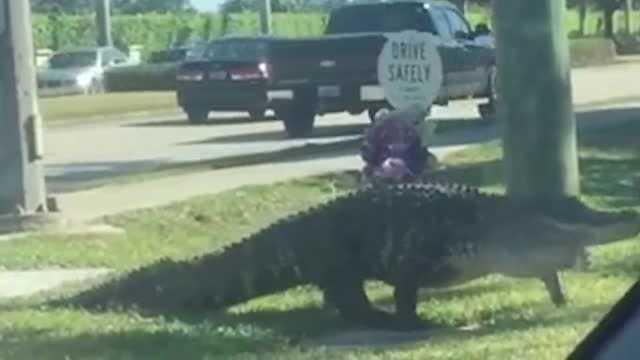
xmin=104 ymin=63 xmax=179 ymax=92
xmin=569 ymin=37 xmax=617 ymax=68
xmin=613 ymin=33 xmax=640 ymax=55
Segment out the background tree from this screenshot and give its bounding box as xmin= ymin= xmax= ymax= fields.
xmin=113 ymin=0 xmax=193 ymax=14
xmin=221 ymin=0 xmax=358 ymax=13
xmin=574 ymin=0 xmax=638 ymax=37
xmin=567 ymin=0 xmax=590 ymax=36
xmin=31 ymin=0 xmax=194 ymax=14
xmin=31 ymin=0 xmax=93 ymax=13
xmin=449 ymin=0 xmax=490 ymax=14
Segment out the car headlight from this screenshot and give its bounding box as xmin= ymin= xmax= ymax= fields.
xmin=76 ymin=72 xmax=94 ymax=87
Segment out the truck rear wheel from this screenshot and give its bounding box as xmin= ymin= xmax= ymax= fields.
xmin=282 ymin=106 xmax=315 ymax=138
xmin=478 ymin=65 xmax=498 ymax=122
xmin=282 ymin=89 xmax=316 ymax=138
xmin=186 ymin=107 xmax=209 ymax=124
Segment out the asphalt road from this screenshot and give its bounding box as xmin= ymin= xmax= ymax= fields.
xmin=44 ymin=60 xmax=640 ymax=194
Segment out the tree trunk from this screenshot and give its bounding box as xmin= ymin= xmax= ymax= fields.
xmin=492 ymin=0 xmax=580 ymax=202
xmin=604 ymin=6 xmax=616 ymax=37
xmin=578 ymin=0 xmax=587 ymax=36
xmin=625 ymin=0 xmax=633 ymax=34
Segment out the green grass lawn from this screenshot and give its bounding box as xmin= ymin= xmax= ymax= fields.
xmin=0 ymin=121 xmax=639 ymax=359
xmin=39 ymin=92 xmax=179 ymax=123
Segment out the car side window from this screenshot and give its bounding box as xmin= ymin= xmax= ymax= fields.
xmin=443 ymin=8 xmax=472 ymax=39
xmin=430 ymin=7 xmax=453 ymax=41
xmin=101 ymin=50 xmax=112 ymax=66
xmin=112 ymin=49 xmax=127 ymax=64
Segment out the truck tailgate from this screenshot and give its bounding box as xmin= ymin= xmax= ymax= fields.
xmin=268 ymin=34 xmax=387 ymax=87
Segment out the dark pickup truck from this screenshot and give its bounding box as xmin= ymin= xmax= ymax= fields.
xmin=267 ymin=0 xmax=497 ymax=137
xmin=176 ymin=37 xmax=336 ymax=124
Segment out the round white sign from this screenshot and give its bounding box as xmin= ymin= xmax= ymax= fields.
xmin=377 ymin=31 xmax=443 ymax=111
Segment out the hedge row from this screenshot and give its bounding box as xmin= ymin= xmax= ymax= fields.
xmin=33 ymin=12 xmax=328 ymax=59
xmin=33 ymin=8 xmax=640 ymax=59
xmin=104 ymin=63 xmax=178 ymax=92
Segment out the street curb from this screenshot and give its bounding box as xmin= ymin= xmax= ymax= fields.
xmin=45 ymin=109 xmax=183 ymax=129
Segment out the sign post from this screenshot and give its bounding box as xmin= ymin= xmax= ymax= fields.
xmin=376 ymin=31 xmax=443 ymax=145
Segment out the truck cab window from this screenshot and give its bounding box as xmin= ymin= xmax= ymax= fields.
xmin=444 ymin=8 xmax=472 ymax=39
xmin=430 ymin=7 xmax=453 ymax=41
xmin=325 ymin=4 xmax=436 ymax=34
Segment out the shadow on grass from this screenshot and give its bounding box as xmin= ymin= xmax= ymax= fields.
xmin=579 ymin=156 xmax=640 ymax=208
xmin=0 ymin=327 xmax=279 ymax=360
xmin=427 ymin=159 xmax=503 ymax=189
xmin=589 ymin=244 xmax=640 ymax=277
xmin=126 ymin=114 xmax=278 ymax=128
xmin=179 ymin=118 xmax=494 ymax=146
xmin=180 ymin=123 xmax=367 ymax=145
xmin=46 ymin=138 xmax=363 ymax=194
xmin=372 ymin=279 xmax=512 ymax=310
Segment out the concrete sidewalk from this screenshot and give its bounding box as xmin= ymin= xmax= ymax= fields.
xmin=0 ymin=269 xmax=112 ymax=299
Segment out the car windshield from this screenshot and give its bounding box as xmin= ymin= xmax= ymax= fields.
xmin=202 ymin=41 xmax=268 ymax=61
xmin=48 ymin=51 xmax=97 ymax=69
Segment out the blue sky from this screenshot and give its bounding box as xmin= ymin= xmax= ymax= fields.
xmin=191 ymin=0 xmax=224 ymax=12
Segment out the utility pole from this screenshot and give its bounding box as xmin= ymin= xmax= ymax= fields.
xmin=259 ymin=0 xmax=272 ymax=35
xmin=96 ymin=0 xmax=113 ymax=47
xmin=493 ymin=0 xmax=580 ymax=202
xmin=0 ymin=0 xmax=49 ymax=218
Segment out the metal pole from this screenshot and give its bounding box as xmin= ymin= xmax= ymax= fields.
xmin=0 ymin=0 xmax=48 ymax=215
xmin=96 ymin=0 xmax=113 ymax=47
xmin=259 ymin=0 xmax=272 ymax=35
xmin=492 ymin=0 xmax=580 ymax=202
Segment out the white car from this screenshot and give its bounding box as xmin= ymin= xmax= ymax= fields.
xmin=37 ymin=47 xmax=130 ymax=97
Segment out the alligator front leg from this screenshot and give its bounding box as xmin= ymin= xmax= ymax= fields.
xmin=542 ymin=271 xmax=567 ymax=306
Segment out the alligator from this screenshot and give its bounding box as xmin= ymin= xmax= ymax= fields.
xmin=68 ymin=183 xmax=640 ymax=331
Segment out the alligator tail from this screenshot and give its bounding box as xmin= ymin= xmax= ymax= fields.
xmin=65 ymin=219 xmax=308 ymax=314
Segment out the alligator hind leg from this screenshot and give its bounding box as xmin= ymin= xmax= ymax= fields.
xmin=542 ymin=271 xmax=567 ymax=306
xmin=392 ymin=281 xmax=445 ymax=331
xmin=393 ymin=282 xmax=430 ymax=330
xmin=322 ymin=278 xmax=395 ymax=329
